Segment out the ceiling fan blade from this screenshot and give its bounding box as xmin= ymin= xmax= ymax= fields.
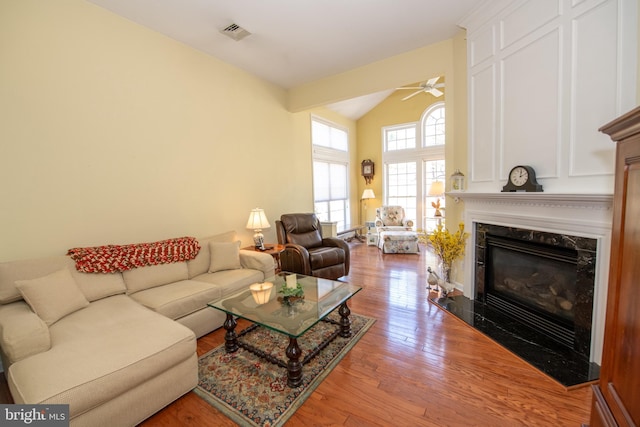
xmin=402 ymin=90 xmax=423 ymax=101
xmin=434 ymin=83 xmax=445 ymax=88
xmin=426 ymin=76 xmax=440 ymax=86
xmin=427 ymin=88 xmax=444 ymax=97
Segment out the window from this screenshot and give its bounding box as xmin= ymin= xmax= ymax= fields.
xmin=386 ymin=162 xmax=417 ymax=224
xmin=382 ymin=102 xmax=445 ymax=232
xmin=312 ymin=119 xmax=348 ymax=151
xmin=311 ymin=117 xmax=350 ymax=230
xmin=385 ymin=125 xmax=416 ymax=151
xmin=424 ymin=104 xmax=445 ymax=146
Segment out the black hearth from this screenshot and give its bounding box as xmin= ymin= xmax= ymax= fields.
xmin=476 ymin=223 xmax=596 ymax=360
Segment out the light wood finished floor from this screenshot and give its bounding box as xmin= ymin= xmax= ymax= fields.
xmin=1 ymin=243 xmax=594 ymax=426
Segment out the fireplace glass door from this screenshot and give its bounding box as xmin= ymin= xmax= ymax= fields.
xmin=487 ymin=236 xmax=578 ymax=327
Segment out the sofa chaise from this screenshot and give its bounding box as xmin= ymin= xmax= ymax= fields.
xmin=0 ymin=230 xmax=274 ymax=426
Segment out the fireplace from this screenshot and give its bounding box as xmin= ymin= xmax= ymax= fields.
xmin=475 ymin=223 xmax=596 ymax=359
xmin=426 ymin=192 xmax=613 ymax=386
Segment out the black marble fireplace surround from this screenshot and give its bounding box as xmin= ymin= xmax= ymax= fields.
xmin=431 ymin=223 xmax=600 ymax=387
xmin=477 ymin=223 xmax=597 ymax=359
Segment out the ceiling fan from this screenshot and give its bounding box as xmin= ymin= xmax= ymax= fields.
xmin=397 ymin=76 xmax=444 ymax=101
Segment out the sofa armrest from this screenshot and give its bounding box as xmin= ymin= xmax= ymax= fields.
xmin=0 ymin=302 xmax=51 ymax=366
xmin=239 ymin=250 xmax=275 ymax=278
xmin=403 ymin=219 xmax=415 ymax=228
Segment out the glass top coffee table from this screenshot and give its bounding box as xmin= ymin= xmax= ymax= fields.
xmin=208 ymin=272 xmax=362 ymax=387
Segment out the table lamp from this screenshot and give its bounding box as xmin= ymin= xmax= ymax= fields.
xmin=246 ymin=208 xmax=270 ymax=250
xmin=428 ymin=180 xmax=445 ymax=217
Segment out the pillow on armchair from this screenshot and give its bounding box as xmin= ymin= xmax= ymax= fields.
xmin=375 ymin=206 xmax=414 ymax=231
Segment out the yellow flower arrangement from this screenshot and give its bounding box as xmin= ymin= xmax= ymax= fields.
xmin=420 ymin=222 xmax=469 ymax=270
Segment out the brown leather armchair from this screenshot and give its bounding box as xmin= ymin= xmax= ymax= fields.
xmin=276 ymin=213 xmax=350 ymax=280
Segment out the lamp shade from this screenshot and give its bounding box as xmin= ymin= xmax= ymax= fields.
xmin=428 ymin=180 xmax=445 ymax=197
xmin=246 ymin=208 xmax=270 ymax=230
xmin=361 ymin=189 xmax=375 ymax=200
xmin=249 ymin=282 xmax=273 ymax=305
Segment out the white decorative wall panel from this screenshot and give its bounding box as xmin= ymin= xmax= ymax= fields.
xmin=569 ymin=0 xmax=618 ymax=176
xmin=470 ymin=64 xmax=496 ymax=182
xmin=461 ymin=0 xmax=637 ymax=193
xmin=500 ymin=0 xmax=561 ymax=49
xmin=470 ymin=26 xmax=495 ymax=68
xmin=501 ymin=30 xmax=561 ymax=179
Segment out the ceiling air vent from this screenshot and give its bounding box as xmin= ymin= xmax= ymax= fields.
xmin=220 ymin=23 xmax=251 ymax=41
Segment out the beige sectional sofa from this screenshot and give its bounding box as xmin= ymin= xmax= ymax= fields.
xmin=0 ymin=231 xmax=274 ymax=426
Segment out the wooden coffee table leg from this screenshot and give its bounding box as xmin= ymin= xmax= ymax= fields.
xmin=338 ymin=302 xmax=352 ymax=338
xmin=223 ymin=313 xmax=238 ymax=352
xmin=285 ymin=337 xmax=303 ymax=387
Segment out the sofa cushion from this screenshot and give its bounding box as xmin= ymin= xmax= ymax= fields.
xmin=0 ymin=256 xmax=71 ymax=304
xmin=187 ymin=231 xmax=237 ymax=278
xmin=193 ymin=268 xmax=263 ymax=297
xmin=208 ymin=241 xmax=241 ymax=273
xmin=123 ymin=262 xmax=188 ymax=294
xmin=308 ymin=247 xmax=346 ymax=270
xmin=7 ymin=295 xmax=196 ymax=417
xmin=70 ymin=268 xmax=127 ymax=302
xmin=128 ymin=280 xmax=222 ymax=320
xmin=15 ymin=269 xmax=90 ymax=326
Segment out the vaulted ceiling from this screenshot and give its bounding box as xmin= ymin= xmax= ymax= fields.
xmin=86 ymin=0 xmax=478 ymax=118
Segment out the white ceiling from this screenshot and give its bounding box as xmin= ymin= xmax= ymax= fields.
xmin=86 ymin=0 xmax=478 ymax=119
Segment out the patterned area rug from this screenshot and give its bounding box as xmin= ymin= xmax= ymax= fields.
xmin=195 ymin=311 xmax=375 ymax=427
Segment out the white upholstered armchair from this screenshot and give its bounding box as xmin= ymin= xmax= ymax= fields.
xmin=374 ymin=206 xmax=418 ymax=254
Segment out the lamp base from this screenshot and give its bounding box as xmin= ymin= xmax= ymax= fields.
xmin=253 ymin=231 xmax=265 ymax=250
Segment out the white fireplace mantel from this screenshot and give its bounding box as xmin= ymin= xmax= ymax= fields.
xmin=455 ymin=191 xmax=613 ymax=364
xmin=450 ymin=192 xmax=613 ymax=209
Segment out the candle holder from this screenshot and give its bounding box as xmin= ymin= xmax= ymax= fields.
xmin=249 ymin=282 xmax=273 ymax=305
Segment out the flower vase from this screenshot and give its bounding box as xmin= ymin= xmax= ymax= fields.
xmin=437 ymin=260 xmax=455 ymax=296
xmin=439 ymin=260 xmax=451 ymax=284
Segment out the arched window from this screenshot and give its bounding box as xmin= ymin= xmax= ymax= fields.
xmin=422 ymin=102 xmax=445 ymax=147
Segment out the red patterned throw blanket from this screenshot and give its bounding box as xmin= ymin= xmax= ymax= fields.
xmin=67 ymin=236 xmax=201 ymax=273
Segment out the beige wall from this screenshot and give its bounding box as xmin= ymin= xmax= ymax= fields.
xmin=0 ymin=0 xmax=303 ymax=260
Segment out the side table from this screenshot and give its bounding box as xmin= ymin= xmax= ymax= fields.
xmin=366 ymin=232 xmax=378 ymax=246
xmin=242 ymin=244 xmax=285 ymax=273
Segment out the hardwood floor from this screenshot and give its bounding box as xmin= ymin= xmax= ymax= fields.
xmin=0 ymin=243 xmax=593 ymax=426
xmin=141 ymin=242 xmax=592 ymax=426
